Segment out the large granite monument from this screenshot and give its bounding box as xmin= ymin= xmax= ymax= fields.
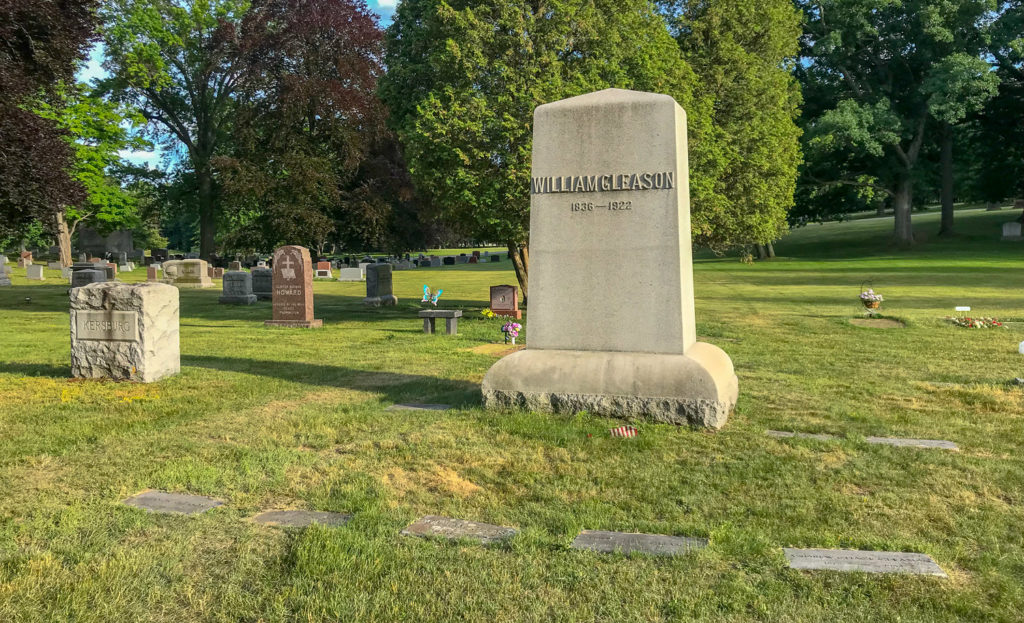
xmin=70 ymin=282 xmax=180 ymax=382
xmin=363 ymin=264 xmax=398 ymax=307
xmin=482 ymin=89 xmax=737 ymax=429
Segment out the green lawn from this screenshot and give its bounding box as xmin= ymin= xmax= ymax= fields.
xmin=1 ymin=209 xmax=1023 ymax=622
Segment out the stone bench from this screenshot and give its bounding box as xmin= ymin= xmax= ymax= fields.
xmin=419 ymin=310 xmax=462 ymax=335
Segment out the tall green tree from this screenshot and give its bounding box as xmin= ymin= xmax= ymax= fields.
xmin=380 ymin=0 xmax=698 ymax=300
xmin=100 ymin=0 xmax=247 ymax=259
xmin=0 ymin=0 xmax=98 ymax=250
xmin=659 ymin=0 xmax=803 ymax=256
xmin=798 ymin=0 xmax=998 ymax=244
xmin=37 ymin=83 xmax=153 ymax=264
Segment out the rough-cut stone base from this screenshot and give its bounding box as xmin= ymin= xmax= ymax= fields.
xmin=363 ymin=295 xmax=398 ymax=307
xmin=219 ymin=294 xmax=257 ymax=305
xmin=70 ymin=282 xmax=180 ymax=383
xmin=167 ymin=279 xmax=214 ymax=289
xmin=264 ymin=319 xmax=323 ymax=328
xmin=481 ymin=343 xmax=737 ymax=430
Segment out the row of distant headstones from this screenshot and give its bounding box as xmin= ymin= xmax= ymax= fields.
xmin=118 ymin=403 xmax=955 ymax=579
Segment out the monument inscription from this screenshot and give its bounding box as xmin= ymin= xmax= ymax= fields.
xmin=75 ymin=311 xmax=139 ymax=341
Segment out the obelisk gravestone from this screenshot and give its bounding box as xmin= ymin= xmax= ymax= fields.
xmin=482 ymin=88 xmax=737 ymax=429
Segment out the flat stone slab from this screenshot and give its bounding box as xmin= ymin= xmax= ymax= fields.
xmin=865 ymin=437 xmax=959 ymax=450
xmin=418 ymin=309 xmax=463 ymax=318
xmin=121 ymin=490 xmax=223 ymax=515
xmin=849 ymin=318 xmax=905 ymax=329
xmin=570 ymin=530 xmax=707 ymax=556
xmin=766 ymin=430 xmax=837 ymax=441
xmin=253 ymin=510 xmax=352 ymax=528
xmin=401 ymin=515 xmax=517 ymax=544
xmin=784 ymin=548 xmax=947 ymax=577
xmin=385 ymin=403 xmax=452 ymax=411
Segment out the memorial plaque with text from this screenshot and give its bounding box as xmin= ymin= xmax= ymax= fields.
xmin=75 ymin=310 xmax=139 ymax=341
xmin=265 ymin=245 xmax=321 ymax=327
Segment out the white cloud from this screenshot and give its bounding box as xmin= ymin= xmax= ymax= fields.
xmin=118 ymin=150 xmax=161 ymax=166
xmin=376 ymin=0 xmax=398 ymax=8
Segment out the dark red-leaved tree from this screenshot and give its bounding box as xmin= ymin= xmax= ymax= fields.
xmin=0 ymin=0 xmax=97 ymax=260
xmin=216 ymin=0 xmax=423 ymax=255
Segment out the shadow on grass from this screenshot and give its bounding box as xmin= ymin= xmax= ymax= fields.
xmin=0 ymin=361 xmax=71 ymax=377
xmin=182 ymin=354 xmax=482 ymax=407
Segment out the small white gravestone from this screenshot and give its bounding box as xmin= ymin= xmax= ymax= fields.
xmin=955 ymin=306 xmax=970 ymax=312
xmin=337 ymin=267 xmax=363 ymax=281
xmin=70 ymin=282 xmax=180 ymax=382
xmin=26 ymin=264 xmax=44 ymax=281
xmin=1002 ymin=221 xmax=1022 ymax=240
xmin=482 ymin=89 xmax=737 ymax=429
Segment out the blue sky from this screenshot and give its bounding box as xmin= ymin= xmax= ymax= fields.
xmin=76 ymin=0 xmax=397 ymax=169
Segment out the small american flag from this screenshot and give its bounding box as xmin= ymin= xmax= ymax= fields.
xmin=610 ymin=425 xmax=638 ymax=438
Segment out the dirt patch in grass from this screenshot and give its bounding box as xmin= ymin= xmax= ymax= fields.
xmin=381 ymin=465 xmax=482 ymax=498
xmin=849 ymin=318 xmax=905 ymax=329
xmin=464 ymin=343 xmax=525 ymax=357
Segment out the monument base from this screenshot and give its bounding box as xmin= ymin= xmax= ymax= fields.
xmin=264 ymin=319 xmax=323 ymax=328
xmin=481 ymin=342 xmax=737 ymax=430
xmin=363 ymin=295 xmax=398 ymax=307
xmin=166 ymin=279 xmax=214 ymax=289
xmin=219 ymin=294 xmax=257 ymax=305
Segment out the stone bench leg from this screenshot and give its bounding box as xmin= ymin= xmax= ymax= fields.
xmin=423 ymin=317 xmax=436 ymax=334
xmin=445 ymin=317 xmax=458 ymax=335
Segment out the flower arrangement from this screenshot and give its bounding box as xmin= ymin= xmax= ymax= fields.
xmin=502 ymin=321 xmax=522 ymax=344
xmin=860 ymin=288 xmax=883 ymax=309
xmin=947 ymin=316 xmax=1004 ymax=329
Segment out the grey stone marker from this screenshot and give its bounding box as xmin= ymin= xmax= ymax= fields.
xmin=122 ymin=490 xmax=223 ymax=515
xmin=70 ymin=269 xmax=106 ymax=288
xmin=363 ymin=263 xmax=398 ymax=307
xmin=401 ymin=515 xmax=517 ymax=544
xmin=481 ymin=89 xmax=737 ymax=429
xmin=26 ymin=264 xmax=44 ymax=280
xmin=0 ymin=271 xmax=10 ymax=287
xmin=784 ymin=548 xmax=947 ymax=577
xmin=337 ymin=267 xmax=362 ymax=281
xmin=253 ymin=510 xmax=352 ymax=528
xmin=766 ymin=430 xmax=838 ymax=441
xmin=251 ymin=267 xmax=273 ymax=300
xmin=70 ymin=282 xmax=180 ymax=382
xmin=218 ymin=271 xmax=257 ymax=305
xmin=385 ymin=403 xmax=452 ymax=411
xmin=571 ymin=530 xmax=708 ymax=556
xmin=865 ymin=437 xmax=959 ymax=450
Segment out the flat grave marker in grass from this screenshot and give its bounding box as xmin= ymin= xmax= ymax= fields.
xmin=401 ymin=515 xmax=518 ymax=545
xmin=385 ymin=403 xmax=452 ymax=412
xmin=784 ymin=548 xmax=947 ymax=577
xmin=252 ymin=510 xmax=352 ymax=528
xmin=570 ymin=530 xmax=708 ymax=556
xmin=122 ymin=490 xmax=223 ymax=515
xmin=766 ymin=430 xmax=837 ymax=441
xmin=865 ymin=437 xmax=959 ymax=450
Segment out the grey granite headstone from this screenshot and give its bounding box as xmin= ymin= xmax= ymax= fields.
xmin=71 ymin=268 xmax=106 ymax=287
xmin=219 ymin=271 xmax=257 ymax=305
xmin=401 ymin=515 xmax=517 ymax=544
xmin=865 ymin=437 xmax=958 ymax=450
xmin=385 ymin=403 xmax=452 ymax=411
xmin=363 ymin=263 xmax=398 ymax=307
xmin=0 ymin=271 xmax=10 ymax=287
xmin=251 ymin=267 xmax=272 ymax=300
xmin=253 ymin=510 xmax=352 ymax=528
xmin=784 ymin=548 xmax=947 ymax=576
xmin=337 ymin=267 xmax=362 ymax=281
xmin=570 ymin=530 xmax=707 ymax=556
xmin=766 ymin=430 xmax=837 ymax=441
xmin=122 ymin=490 xmax=223 ymax=515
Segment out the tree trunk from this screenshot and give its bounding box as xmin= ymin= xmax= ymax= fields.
xmin=893 ymin=176 xmax=914 ymax=245
xmin=766 ymin=242 xmax=776 ymax=258
xmin=507 ymin=241 xmax=529 ymax=305
xmin=197 ymin=164 xmax=216 ymax=259
xmin=755 ymin=244 xmax=767 ymax=260
xmin=54 ymin=209 xmax=72 ymax=267
xmin=938 ymin=122 xmax=955 ymax=236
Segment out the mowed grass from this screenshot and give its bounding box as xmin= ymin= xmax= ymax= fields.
xmin=1 ymin=208 xmax=1023 ymax=622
